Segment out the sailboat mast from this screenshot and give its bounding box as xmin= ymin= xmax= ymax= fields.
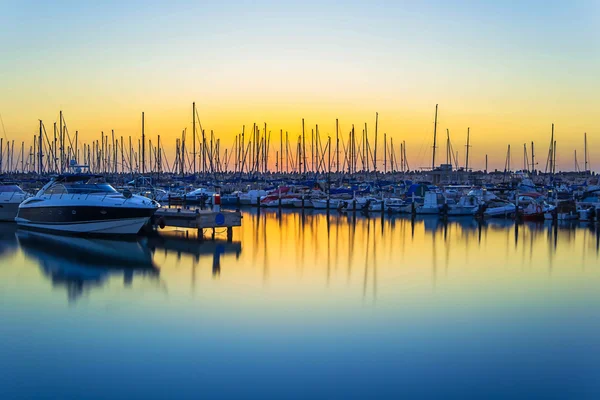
xmin=374 ymin=112 xmax=378 ymax=173
xmin=192 ymin=102 xmax=196 ymax=175
xmin=141 ymin=112 xmax=145 ymax=175
xmin=584 ymin=132 xmax=588 ymax=173
xmin=465 ymin=127 xmax=470 ymax=171
xmin=432 ymin=104 xmax=438 ymax=170
xmin=531 ymin=142 xmax=535 ymax=173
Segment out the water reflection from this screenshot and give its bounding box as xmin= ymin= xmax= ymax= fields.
xmin=146 ymin=233 xmax=242 ymax=278
xmin=2 ymin=211 xmax=600 ymax=398
xmin=0 ymin=222 xmax=17 ymax=258
xmin=17 ymin=231 xmax=159 ymax=302
xmin=234 ymin=209 xmax=600 ymax=300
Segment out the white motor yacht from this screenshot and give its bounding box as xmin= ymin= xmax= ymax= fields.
xmin=16 ymin=174 xmax=159 ymax=235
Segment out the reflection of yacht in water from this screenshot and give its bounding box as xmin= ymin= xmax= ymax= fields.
xmin=0 ymin=222 xmax=18 ymax=257
xmin=17 ymin=230 xmax=159 ymax=301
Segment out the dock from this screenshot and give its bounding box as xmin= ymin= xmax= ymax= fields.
xmin=152 ymin=208 xmax=242 ymax=241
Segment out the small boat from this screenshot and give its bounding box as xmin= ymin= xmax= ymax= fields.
xmin=446 ymin=194 xmax=480 ymax=216
xmin=292 ymin=198 xmax=314 ymax=208
xmin=577 ymin=205 xmax=598 ymax=222
xmin=385 ymin=198 xmax=414 ymax=214
xmin=221 ymin=192 xmax=240 ymax=205
xmin=239 ymin=189 xmax=268 ymax=205
xmin=312 ymin=198 xmax=342 ymax=209
xmin=416 ymin=192 xmax=444 ymax=215
xmin=16 ymin=174 xmax=159 ymax=235
xmin=168 ymin=187 xmax=215 ymax=204
xmin=0 ymin=183 xmax=28 ymax=221
xmin=483 ymin=200 xmax=516 ymax=218
xmin=368 ymin=199 xmax=385 ymax=212
xmin=544 ymin=200 xmax=578 ymax=220
xmin=521 ymin=202 xmax=545 ymax=221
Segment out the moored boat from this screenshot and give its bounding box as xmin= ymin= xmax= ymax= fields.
xmin=16 ymin=174 xmax=159 ymax=235
xmin=0 ymin=183 xmax=28 ymax=221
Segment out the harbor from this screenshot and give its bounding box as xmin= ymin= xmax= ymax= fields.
xmin=3 ymin=1 xmax=600 ymax=398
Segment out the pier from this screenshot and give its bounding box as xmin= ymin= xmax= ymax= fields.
xmin=152 ymin=208 xmax=242 ymax=241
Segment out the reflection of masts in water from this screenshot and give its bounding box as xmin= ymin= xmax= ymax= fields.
xmin=348 ymin=213 xmax=356 ymax=283
xmin=363 ymin=218 xmax=371 ymax=301
xmin=529 ymin=224 xmax=534 ymax=265
xmin=597 ymin=225 xmax=599 ymax=256
xmin=253 ymin=209 xmax=260 ymax=272
xmin=300 ymin=209 xmax=305 ymax=277
xmin=444 ymin=222 xmax=449 ymax=276
xmin=326 ymin=212 xmax=331 ymax=287
xmin=263 ymin=210 xmax=269 ymax=283
xmin=431 ymin=226 xmax=437 ymax=288
xmin=335 ymin=213 xmax=340 ymax=274
xmin=373 ymin=219 xmax=377 ymax=301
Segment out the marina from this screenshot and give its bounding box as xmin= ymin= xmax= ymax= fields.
xmin=3 ymin=1 xmax=600 ymax=398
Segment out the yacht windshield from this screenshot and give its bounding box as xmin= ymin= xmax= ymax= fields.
xmin=63 ymin=183 xmax=117 ymax=194
xmin=46 ymin=177 xmax=118 ymax=195
xmin=0 ymin=185 xmax=24 ymax=193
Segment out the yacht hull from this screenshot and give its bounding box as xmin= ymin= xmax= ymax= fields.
xmin=0 ymin=202 xmax=20 ymax=222
xmin=15 ymin=216 xmax=151 ymax=235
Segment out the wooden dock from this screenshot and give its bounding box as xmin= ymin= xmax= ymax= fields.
xmin=152 ymin=208 xmax=242 ymax=241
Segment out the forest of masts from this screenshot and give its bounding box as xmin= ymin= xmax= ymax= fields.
xmin=0 ymin=104 xmax=591 ymax=177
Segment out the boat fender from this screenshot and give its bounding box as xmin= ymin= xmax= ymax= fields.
xmin=158 ymin=217 xmax=166 ymax=229
xmin=536 ymin=205 xmax=542 ymax=213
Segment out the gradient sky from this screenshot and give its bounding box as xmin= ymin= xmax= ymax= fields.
xmin=1 ymin=0 xmax=599 ymax=171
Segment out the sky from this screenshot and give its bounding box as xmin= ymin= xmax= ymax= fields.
xmin=0 ymin=0 xmax=599 ymax=171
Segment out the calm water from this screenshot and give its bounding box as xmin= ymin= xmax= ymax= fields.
xmin=1 ymin=210 xmax=600 ymax=399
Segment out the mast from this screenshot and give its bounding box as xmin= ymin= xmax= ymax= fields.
xmin=111 ymin=130 xmax=115 ymax=173
xmin=546 ymin=123 xmax=554 ymax=174
xmin=531 ymin=141 xmax=535 ymax=173
xmin=53 ymin=122 xmax=57 ymax=172
xmin=59 ymin=110 xmax=63 ymax=173
xmin=446 ymin=129 xmax=450 ymax=165
xmin=374 ymin=112 xmax=378 ymax=173
xmin=465 ymin=127 xmax=470 ymax=171
xmin=584 ymin=132 xmax=588 ymax=173
xmin=553 ymin=140 xmax=557 ymax=174
xmin=129 ymin=136 xmax=133 ymax=174
xmin=302 ymin=119 xmax=306 ymax=174
xmin=121 ymin=136 xmax=124 ymax=173
xmin=141 ymin=112 xmax=145 ymax=175
xmin=432 ymin=104 xmax=438 ymax=170
xmin=192 ymin=102 xmax=196 ymax=175
xmin=311 ymin=126 xmax=315 ymax=172
xmin=38 ymin=120 xmax=43 ymax=174
xmin=383 ymin=132 xmax=387 ymax=173
xmin=335 ymin=119 xmax=339 ymax=173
